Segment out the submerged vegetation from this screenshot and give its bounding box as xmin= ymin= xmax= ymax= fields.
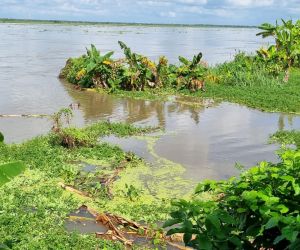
xmin=60 ymin=19 xmax=300 ymax=113
xmin=0 ymin=115 xmax=192 ymax=249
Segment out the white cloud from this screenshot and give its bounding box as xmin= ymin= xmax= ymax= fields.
xmin=160 ymin=11 xmax=177 ymax=17
xmin=0 ymin=0 xmax=299 ymax=25
xmin=226 ymin=0 xmax=274 ymax=7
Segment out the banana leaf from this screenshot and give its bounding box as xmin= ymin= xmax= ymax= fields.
xmin=0 ymin=162 xmax=25 ymax=186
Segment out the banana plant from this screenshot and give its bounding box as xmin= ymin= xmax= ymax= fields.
xmin=83 ymin=44 xmax=115 ymax=88
xmin=257 ymin=19 xmax=300 ymax=81
xmin=119 ymin=41 xmax=155 ymax=91
xmin=176 ymin=53 xmax=207 ymax=91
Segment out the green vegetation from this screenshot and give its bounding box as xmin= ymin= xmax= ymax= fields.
xmin=0 ymin=132 xmax=4 ymax=143
xmin=162 ymin=128 xmax=300 ymax=249
xmin=0 ymin=117 xmax=191 ymax=249
xmin=270 ymin=130 xmax=300 ymax=148
xmin=60 ymin=19 xmax=300 ymax=113
xmin=60 ymin=42 xmax=207 ymax=92
xmin=2 ymin=18 xmax=300 ymax=249
xmin=164 ymin=149 xmax=300 ymax=249
xmin=0 ymin=162 xmax=25 ymax=187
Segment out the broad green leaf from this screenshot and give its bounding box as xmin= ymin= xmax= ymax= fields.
xmin=0 ymin=162 xmax=25 ymax=186
xmin=178 ymin=56 xmax=190 ymax=65
xmin=277 ymin=204 xmax=289 ymax=214
xmin=0 ymin=132 xmax=3 ymax=143
xmin=205 ymin=214 xmax=221 ymax=233
xmin=198 ymin=235 xmax=213 ymax=250
xmin=163 ymin=218 xmax=181 ymax=228
xmin=183 ymin=233 xmax=192 ymax=245
xmin=274 ymin=235 xmax=285 ymax=245
xmin=86 ymin=62 xmax=97 ymax=73
xmin=229 ymin=236 xmax=242 ymax=247
xmin=265 ymin=217 xmax=278 ymax=229
xmin=282 ymin=227 xmax=298 ymax=242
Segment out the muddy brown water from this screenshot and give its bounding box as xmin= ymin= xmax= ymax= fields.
xmin=1 ymin=23 xmax=300 ymax=181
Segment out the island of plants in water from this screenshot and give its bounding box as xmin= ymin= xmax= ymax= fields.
xmin=60 ymin=19 xmax=300 ymax=113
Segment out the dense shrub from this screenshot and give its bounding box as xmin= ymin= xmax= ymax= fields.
xmin=60 ymin=41 xmax=207 ymax=92
xmin=208 ymin=52 xmax=284 ymax=87
xmin=164 ymin=149 xmax=300 ymax=250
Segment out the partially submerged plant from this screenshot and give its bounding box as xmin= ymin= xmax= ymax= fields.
xmin=51 ymin=108 xmax=73 ymax=133
xmin=60 ymin=41 xmax=207 ymax=93
xmin=50 ymin=108 xmax=96 ymax=148
xmin=173 ymin=53 xmax=207 ymax=91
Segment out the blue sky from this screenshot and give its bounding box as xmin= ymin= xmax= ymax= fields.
xmin=0 ymin=0 xmax=299 ymax=25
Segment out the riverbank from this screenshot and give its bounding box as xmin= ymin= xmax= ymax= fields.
xmin=74 ymin=67 xmax=300 ymax=114
xmin=1 ymin=118 xmax=299 ymax=249
xmin=0 ymin=121 xmax=194 ymax=249
xmin=60 ymin=39 xmax=300 ymax=114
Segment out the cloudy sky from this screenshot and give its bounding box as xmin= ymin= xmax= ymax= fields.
xmin=0 ymin=0 xmax=299 ymax=25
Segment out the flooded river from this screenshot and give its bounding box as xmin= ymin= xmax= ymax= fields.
xmin=1 ymin=23 xmax=300 ymax=180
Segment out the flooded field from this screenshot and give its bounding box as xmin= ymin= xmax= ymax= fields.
xmin=1 ymin=23 xmax=299 ymax=181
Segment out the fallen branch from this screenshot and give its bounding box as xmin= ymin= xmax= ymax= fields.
xmin=84 ymin=206 xmax=191 ymax=249
xmin=59 ymin=182 xmax=91 ymax=198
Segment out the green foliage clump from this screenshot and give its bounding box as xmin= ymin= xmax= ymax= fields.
xmin=208 ymin=52 xmax=284 ymax=87
xmin=49 ymin=107 xmax=156 ymax=149
xmin=0 ymin=171 xmax=122 ymax=250
xmin=256 ymin=19 xmax=300 ymax=82
xmin=0 ymin=120 xmax=165 ymax=249
xmin=50 ymin=127 xmax=97 ymax=148
xmin=164 ymin=150 xmax=300 ymax=250
xmin=270 ymin=130 xmax=300 ymax=148
xmin=60 ymin=42 xmax=207 ymax=92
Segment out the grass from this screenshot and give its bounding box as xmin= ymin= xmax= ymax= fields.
xmin=91 ymin=69 xmax=300 ymax=114
xmin=270 ymin=130 xmax=300 ymax=148
xmin=197 ymin=68 xmax=300 ymax=113
xmin=108 ymin=68 xmax=300 ymax=113
xmin=0 ymin=121 xmax=192 ymax=249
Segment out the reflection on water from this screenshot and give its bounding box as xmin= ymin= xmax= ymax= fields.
xmin=1 ymin=23 xmax=299 ymax=181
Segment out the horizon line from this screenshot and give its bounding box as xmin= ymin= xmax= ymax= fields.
xmin=0 ymin=17 xmax=257 ymax=28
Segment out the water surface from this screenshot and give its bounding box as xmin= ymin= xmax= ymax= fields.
xmin=0 ymin=23 xmax=297 ymax=181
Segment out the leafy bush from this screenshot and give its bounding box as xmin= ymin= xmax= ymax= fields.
xmin=50 ymin=127 xmax=97 ymax=148
xmin=257 ymin=19 xmax=300 ymax=81
xmin=270 ymin=130 xmax=300 ymax=148
xmin=209 ymin=52 xmax=284 ymax=87
xmin=164 ymin=150 xmax=300 ymax=250
xmin=60 ymin=42 xmax=207 ymax=92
